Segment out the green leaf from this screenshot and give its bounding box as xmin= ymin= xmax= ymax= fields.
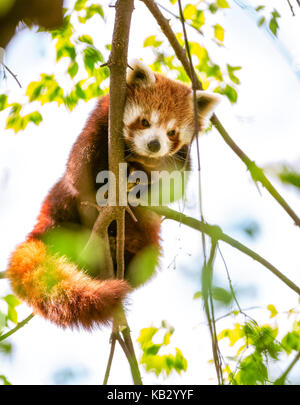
xmin=74 ymin=0 xmax=87 ymax=11
xmin=174 ymin=348 xmax=188 ymax=373
xmin=267 ymin=304 xmax=278 ymax=318
xmin=79 ymin=4 xmax=104 ymax=23
xmin=0 ymin=342 xmax=12 ymax=356
xmin=138 ymin=326 xmax=159 ymax=349
xmin=67 ymin=61 xmax=79 ymax=78
xmin=27 ymin=111 xmax=43 ymax=125
xmin=214 ymin=24 xmax=225 ymax=42
xmin=0 ymin=311 xmax=6 ymax=333
xmin=3 ymin=295 xmax=20 ymax=309
xmin=56 ymin=39 xmax=76 ymax=61
xmin=282 ymin=331 xmax=300 ymax=354
xmin=4 ymin=294 xmax=20 ymax=325
xmin=215 ymin=84 xmax=238 ymax=103
xmin=0 ymin=375 xmax=11 ymax=385
xmin=269 ymin=10 xmax=281 ymax=36
xmin=193 ymin=291 xmax=202 ymax=300
xmin=0 ymin=94 xmax=7 ymax=111
xmin=258 ymin=16 xmax=266 ymax=27
xmin=183 ymin=4 xmax=197 ymax=20
xmin=126 ymin=245 xmax=159 ymax=288
xmin=278 ymin=167 xmax=300 ymax=190
xmin=218 ymin=324 xmax=244 ymax=346
xmin=143 ymin=35 xmax=163 ymax=48
xmin=235 ymin=353 xmax=268 ymax=385
xmin=209 ymin=3 xmax=218 ymax=14
xmin=83 ymin=45 xmax=103 ymax=74
xmin=212 ymin=287 xmax=232 ymax=304
xmin=217 ymin=0 xmax=229 ymax=8
xmin=227 ymin=64 xmax=241 ymax=84
xmin=78 ymin=35 xmax=94 ymax=45
xmin=256 ymin=5 xmax=265 ymax=12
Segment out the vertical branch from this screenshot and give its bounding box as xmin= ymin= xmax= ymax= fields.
xmin=103 ymin=0 xmax=142 ymax=385
xmin=201 ymin=241 xmax=223 ymax=384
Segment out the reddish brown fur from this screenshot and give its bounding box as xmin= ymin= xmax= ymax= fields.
xmin=6 ymin=66 xmax=197 ymax=330
xmin=127 ymin=74 xmax=200 ymax=131
xmin=7 ymin=93 xmax=162 ymax=330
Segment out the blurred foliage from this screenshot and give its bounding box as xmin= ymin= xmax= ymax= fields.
xmin=52 ymin=365 xmax=89 ymax=385
xmin=42 ymin=227 xmax=106 ymax=277
xmin=217 ymin=300 xmax=300 ymax=385
xmin=278 ymin=167 xmax=300 ymax=191
xmin=1 ymin=1 xmax=109 ymax=133
xmin=0 ymin=374 xmax=11 ymax=385
xmin=255 ymin=6 xmax=281 ymax=37
xmin=0 ymin=294 xmax=21 ymax=333
xmin=147 ymin=1 xmax=242 ymax=102
xmin=137 ymin=321 xmax=187 ymax=377
xmin=126 ymin=245 xmax=159 ymax=288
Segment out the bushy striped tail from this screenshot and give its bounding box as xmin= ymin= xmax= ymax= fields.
xmin=6 ymin=238 xmax=130 ymax=329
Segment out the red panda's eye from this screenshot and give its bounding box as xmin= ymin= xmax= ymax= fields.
xmin=141 ymin=119 xmax=150 ymax=128
xmin=167 ymin=130 xmax=176 ymax=137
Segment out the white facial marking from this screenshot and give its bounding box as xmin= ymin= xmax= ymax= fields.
xmin=134 ymin=126 xmax=171 ymax=157
xmin=166 ymin=119 xmax=176 ymax=131
xmin=150 ymin=110 xmax=160 ymax=125
xmin=123 ymin=104 xmax=143 ymax=127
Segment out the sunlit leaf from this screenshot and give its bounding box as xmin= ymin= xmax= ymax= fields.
xmin=126 ymin=245 xmax=159 ymax=288
xmin=227 ymin=64 xmax=241 ymax=84
xmin=217 ymin=0 xmax=229 ymax=8
xmin=0 ymin=94 xmax=7 ymax=111
xmin=67 ymin=61 xmax=79 ymax=78
xmin=267 ymin=304 xmax=278 ymax=318
xmin=214 ymin=24 xmax=224 ymax=42
xmin=143 ymin=35 xmax=163 ymax=48
xmin=0 ymin=375 xmax=11 ymax=385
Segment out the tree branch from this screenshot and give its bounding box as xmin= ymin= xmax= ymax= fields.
xmin=202 ymin=241 xmax=224 ymax=384
xmin=275 ymin=351 xmax=300 ymax=384
xmin=148 ymin=206 xmax=300 ymax=296
xmin=103 ymin=332 xmax=117 ymax=385
xmin=0 ymin=313 xmax=34 ymax=342
xmin=286 ymin=0 xmax=295 ymax=16
xmin=92 ymin=0 xmax=142 ymax=385
xmin=140 ymin=0 xmax=300 ymax=228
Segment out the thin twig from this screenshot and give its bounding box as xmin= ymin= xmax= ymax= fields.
xmin=141 ymin=0 xmax=300 ymax=228
xmin=148 ymin=206 xmax=300 ymax=296
xmin=0 ymin=313 xmax=34 ymax=342
xmin=103 ymin=333 xmax=117 ymax=385
xmin=121 ymin=323 xmax=143 ymax=385
xmin=157 ymin=2 xmax=204 ymax=36
xmin=275 ymin=351 xmax=300 ymax=384
xmin=202 ymin=241 xmax=223 ymax=384
xmin=287 ymin=0 xmax=295 ymax=16
xmin=3 ymin=64 xmax=22 ymax=88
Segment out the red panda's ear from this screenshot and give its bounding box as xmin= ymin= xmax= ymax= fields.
xmin=194 ymin=90 xmax=220 ymax=119
xmin=127 ymin=59 xmax=156 ymax=87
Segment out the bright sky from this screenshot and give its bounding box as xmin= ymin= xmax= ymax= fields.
xmin=0 ymin=0 xmax=300 ymax=385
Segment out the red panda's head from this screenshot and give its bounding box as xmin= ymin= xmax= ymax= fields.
xmin=123 ymin=60 xmax=220 ymax=164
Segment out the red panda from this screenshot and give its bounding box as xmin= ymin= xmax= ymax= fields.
xmin=6 ymin=60 xmax=219 ymax=330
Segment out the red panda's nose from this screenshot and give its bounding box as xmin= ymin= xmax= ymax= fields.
xmin=147 ymin=139 xmax=161 ymax=153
